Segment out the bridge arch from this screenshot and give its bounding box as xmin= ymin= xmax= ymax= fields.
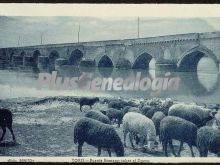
xmin=2 ymin=50 xmax=6 ymax=57
xmin=68 ymin=49 xmax=83 ymax=65
xmin=98 ymin=55 xmax=114 ymax=67
xmin=49 ymin=50 xmax=60 ymax=71
xmin=132 ymin=52 xmax=153 ymax=69
xmin=177 ymin=46 xmax=219 ymax=72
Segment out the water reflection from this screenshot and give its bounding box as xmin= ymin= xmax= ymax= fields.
xmin=79 ymin=66 xmax=96 ymax=74
xmin=98 ymin=67 xmax=113 ymax=77
xmin=149 ymin=69 xmax=156 ymax=79
xmin=56 ymin=65 xmax=82 ymax=77
xmin=197 ymin=72 xmax=219 ymax=92
xmin=179 ymin=72 xmax=219 ymax=96
xmin=0 ymin=59 xmax=219 ymax=100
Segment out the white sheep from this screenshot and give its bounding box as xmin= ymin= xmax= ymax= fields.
xmin=208 ymin=111 xmax=220 ymax=129
xmin=122 ymin=112 xmax=157 ymax=152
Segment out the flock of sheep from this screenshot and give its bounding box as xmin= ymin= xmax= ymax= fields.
xmin=0 ymin=96 xmax=220 ymax=157
xmin=74 ymin=97 xmax=220 ymax=157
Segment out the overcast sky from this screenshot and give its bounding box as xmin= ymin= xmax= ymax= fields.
xmin=1 ymin=16 xmax=220 ymax=48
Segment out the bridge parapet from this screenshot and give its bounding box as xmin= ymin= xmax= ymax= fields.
xmin=1 ymin=31 xmax=220 ymax=72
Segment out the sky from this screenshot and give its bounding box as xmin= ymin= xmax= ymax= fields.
xmin=1 ymin=16 xmax=220 ymax=48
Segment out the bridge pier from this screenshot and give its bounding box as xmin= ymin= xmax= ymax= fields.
xmin=79 ymin=59 xmax=96 ymax=73
xmin=38 ymin=56 xmax=49 ymax=71
xmin=80 ymin=59 xmax=96 ymax=67
xmin=219 ymin=63 xmax=220 ymax=72
xmin=0 ymin=56 xmax=7 ymax=69
xmin=155 ymin=63 xmax=177 ymax=72
xmin=12 ymin=55 xmax=23 ymax=67
xmin=55 ymin=58 xmax=68 ymax=71
xmin=23 ymin=56 xmax=34 ymax=68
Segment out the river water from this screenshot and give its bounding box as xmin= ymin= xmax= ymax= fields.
xmin=0 ymin=57 xmax=218 ymax=158
xmin=0 ymin=57 xmax=219 ymax=104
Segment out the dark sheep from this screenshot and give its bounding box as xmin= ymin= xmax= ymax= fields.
xmin=106 ymin=108 xmax=124 ymax=127
xmin=100 ymin=110 xmax=107 ymax=115
xmin=122 ymin=106 xmax=132 ymax=115
xmin=168 ymin=106 xmax=202 ymax=127
xmin=197 ymin=126 xmax=220 ymax=157
xmin=168 ymin=104 xmax=216 ymax=127
xmin=122 ymin=106 xmax=140 ymax=115
xmin=139 ymin=105 xmax=152 ymax=116
xmin=126 ymin=100 xmax=139 ymax=107
xmin=74 ymin=117 xmax=124 ymax=157
xmin=108 ymin=100 xmax=126 ymax=110
xmin=152 ymin=111 xmax=166 ymax=136
xmin=140 ymin=98 xmax=174 ymax=116
xmin=79 ymin=97 xmax=99 ymax=111
xmin=160 ymin=98 xmax=174 ymax=115
xmin=108 ymin=100 xmax=135 ymax=110
xmin=0 ymin=108 xmax=16 ymax=142
xmin=100 ymin=98 xmax=110 ymax=104
xmin=145 ymin=108 xmax=158 ymax=119
xmin=140 ymin=105 xmax=166 ymax=119
xmin=160 ymin=116 xmax=197 ymax=157
xmin=85 ymin=111 xmax=111 ymax=124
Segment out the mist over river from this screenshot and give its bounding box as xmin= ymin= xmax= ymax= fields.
xmin=0 ymin=57 xmax=219 ymax=104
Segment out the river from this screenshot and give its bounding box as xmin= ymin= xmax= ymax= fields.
xmin=0 ymin=57 xmax=219 ymax=104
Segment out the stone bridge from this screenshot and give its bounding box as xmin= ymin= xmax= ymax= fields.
xmin=1 ymin=31 xmax=220 ymax=72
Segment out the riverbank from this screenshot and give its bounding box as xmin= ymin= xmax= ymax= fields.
xmin=0 ymin=96 xmax=217 ymax=157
